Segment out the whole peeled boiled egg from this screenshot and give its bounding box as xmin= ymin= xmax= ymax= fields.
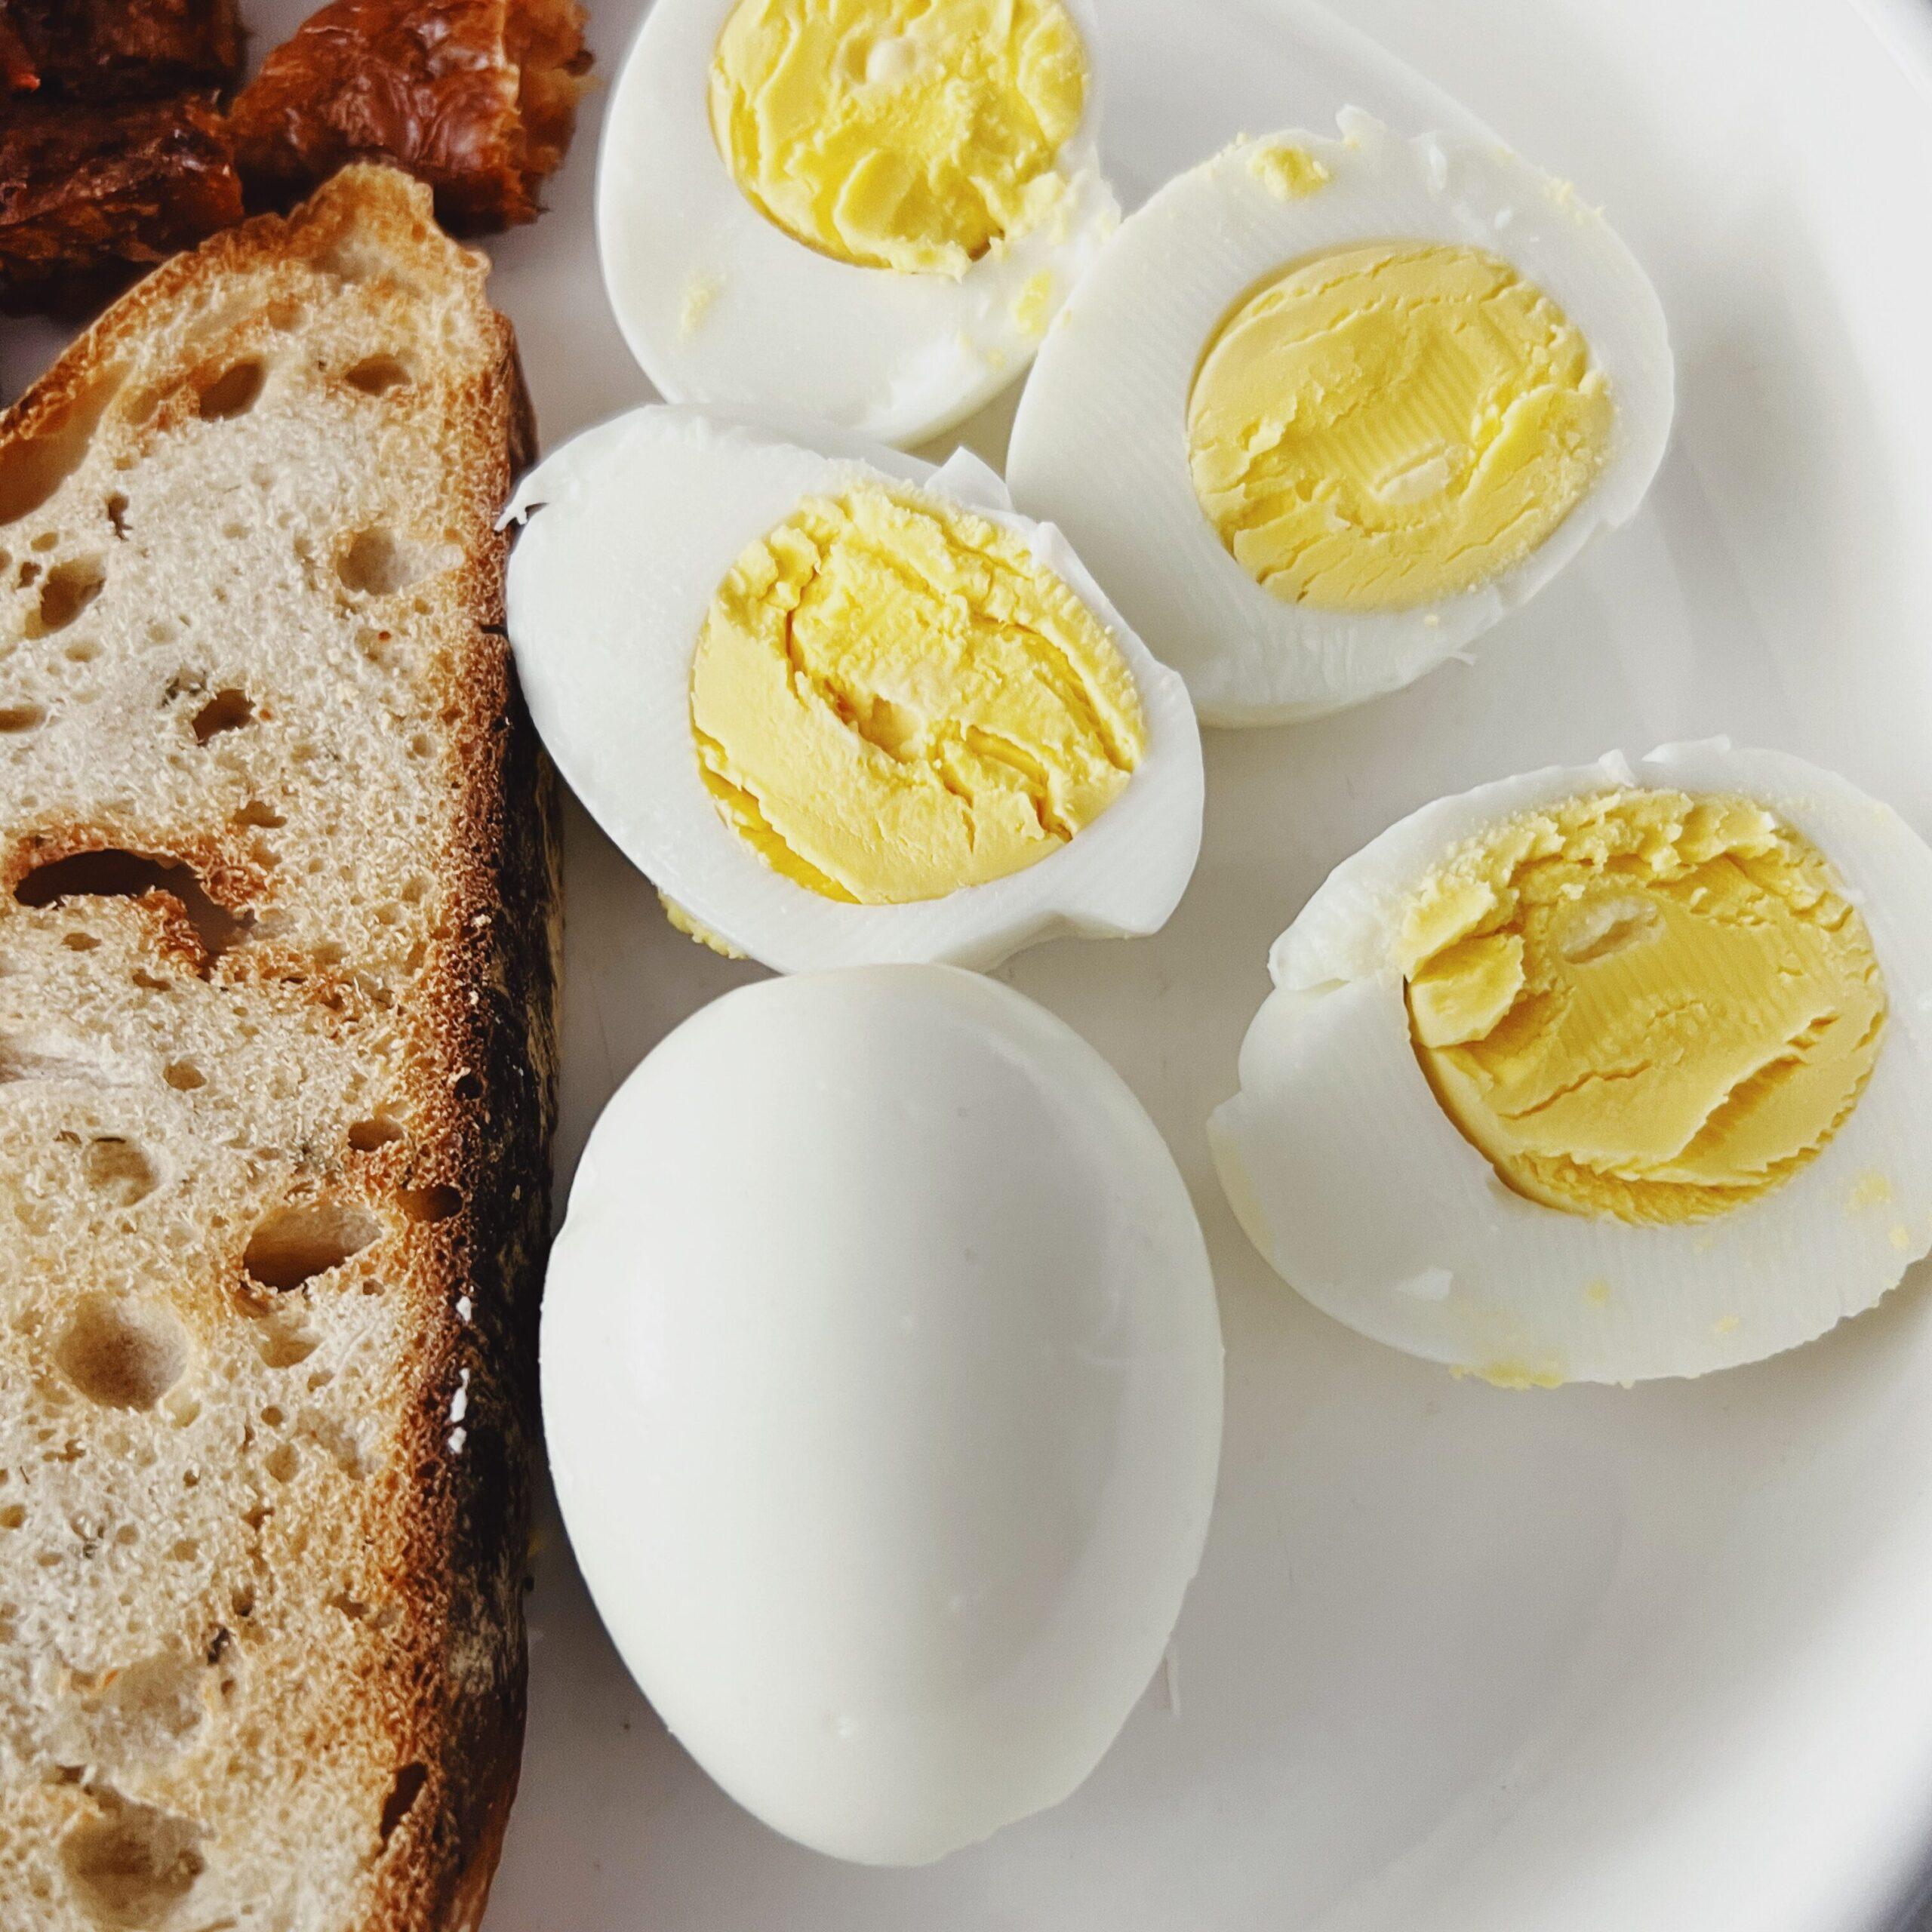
xmin=503 ymin=405 xmax=1203 ymax=974
xmin=1007 ymin=112 xmax=1674 ymax=724
xmin=1210 ymin=743 xmax=1932 ymax=1385
xmin=543 ymin=966 xmax=1225 ymax=1864
xmin=598 ymin=0 xmax=1120 ymax=446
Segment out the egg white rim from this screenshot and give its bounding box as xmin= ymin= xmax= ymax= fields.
xmin=595 ymin=0 xmax=1122 ymax=450
xmin=1208 ymin=742 xmax=1932 ymax=1383
xmin=1006 ymin=111 xmax=1675 ymax=726
xmin=502 ymin=405 xmax=1204 ymax=975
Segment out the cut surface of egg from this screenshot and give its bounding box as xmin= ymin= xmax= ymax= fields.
xmin=1209 ymin=743 xmax=1932 ymax=1384
xmin=1007 ymin=113 xmax=1674 ymax=724
xmin=503 ymin=405 xmax=1203 ymax=974
xmin=598 ymin=0 xmax=1120 ymax=447
xmin=542 ymin=966 xmax=1225 ymax=1864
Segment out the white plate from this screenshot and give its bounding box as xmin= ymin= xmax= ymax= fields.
xmin=11 ymin=2 xmax=1932 ymax=1925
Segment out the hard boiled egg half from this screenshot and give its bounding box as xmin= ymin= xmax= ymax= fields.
xmin=503 ymin=406 xmax=1203 ymax=974
xmin=1211 ymin=744 xmax=1932 ymax=1385
xmin=1008 ymin=112 xmax=1675 ymax=724
xmin=543 ymin=965 xmax=1224 ymax=1864
xmin=598 ymin=0 xmax=1120 ymax=447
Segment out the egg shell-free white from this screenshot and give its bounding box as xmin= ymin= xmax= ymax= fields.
xmin=1211 ymin=743 xmax=1932 ymax=1383
xmin=543 ymin=966 xmax=1226 ymax=1864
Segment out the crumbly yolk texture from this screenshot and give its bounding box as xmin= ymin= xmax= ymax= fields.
xmin=1247 ymin=140 xmax=1330 ymax=199
xmin=1186 ymin=242 xmax=1614 ymax=611
xmin=690 ymin=484 xmax=1145 ymax=905
xmin=708 ymin=0 xmax=1086 ymax=276
xmin=1398 ymin=789 xmax=1886 ymax=1225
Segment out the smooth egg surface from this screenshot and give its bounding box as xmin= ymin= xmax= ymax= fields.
xmin=1006 ymin=112 xmax=1674 ymax=724
xmin=1210 ymin=744 xmax=1932 ymax=1385
xmin=542 ymin=967 xmax=1225 ymax=1864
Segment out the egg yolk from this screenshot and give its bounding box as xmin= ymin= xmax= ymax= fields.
xmin=708 ymin=0 xmax=1087 ymax=276
xmin=1186 ymin=242 xmax=1614 ymax=611
xmin=690 ymin=484 xmax=1145 ymax=905
xmin=1247 ymin=140 xmax=1330 ymax=200
xmin=1398 ymin=789 xmax=1885 ymax=1225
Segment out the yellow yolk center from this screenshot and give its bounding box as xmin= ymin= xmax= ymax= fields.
xmin=708 ymin=0 xmax=1088 ymax=276
xmin=690 ymin=484 xmax=1146 ymax=905
xmin=1186 ymin=242 xmax=1614 ymax=611
xmin=1398 ymin=789 xmax=1886 ymax=1225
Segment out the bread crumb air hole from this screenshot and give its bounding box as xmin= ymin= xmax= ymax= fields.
xmin=195 ymin=356 xmax=267 ymax=420
xmin=162 ymin=1060 xmax=205 ymax=1091
xmin=316 ymin=232 xmax=386 ymax=284
xmin=82 ymin=1138 xmax=158 ymax=1208
xmin=343 ymin=353 xmax=413 ymax=395
xmin=242 ymin=1200 xmax=379 ymax=1291
xmin=398 ymin=1185 xmax=462 ymax=1224
xmin=27 ymin=555 xmax=106 ymax=636
xmin=348 ymin=1116 xmax=405 ymax=1152
xmin=254 ymin=1310 xmax=320 ymax=1369
xmin=0 ymin=366 xmax=125 ymax=526
xmin=57 ymin=1297 xmax=188 ymax=1410
xmin=379 ymin=1762 xmax=429 ymax=1845
xmin=63 ymin=1650 xmax=204 ymax=1767
xmin=14 ymin=848 xmax=251 ymax=964
xmin=338 ymin=528 xmax=436 ymax=597
xmin=60 ymin=1794 xmax=205 ymax=1926
xmin=0 ymin=701 xmax=45 ymax=731
xmin=189 ymin=688 xmax=253 ymax=743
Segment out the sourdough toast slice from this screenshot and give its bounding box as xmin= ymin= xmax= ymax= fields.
xmin=0 ymin=164 xmax=558 ymax=1930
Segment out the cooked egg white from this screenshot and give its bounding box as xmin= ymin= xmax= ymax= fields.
xmin=542 ymin=965 xmax=1224 ymax=1864
xmin=1007 ymin=112 xmax=1674 ymax=724
xmin=1209 ymin=743 xmax=1932 ymax=1384
xmin=502 ymin=406 xmax=1203 ymax=973
xmin=598 ymin=0 xmax=1120 ymax=447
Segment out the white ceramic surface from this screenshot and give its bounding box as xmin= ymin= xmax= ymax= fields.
xmin=9 ymin=1 xmax=1932 ymax=1925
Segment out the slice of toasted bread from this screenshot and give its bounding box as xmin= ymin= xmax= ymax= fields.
xmin=0 ymin=164 xmax=558 ymax=1930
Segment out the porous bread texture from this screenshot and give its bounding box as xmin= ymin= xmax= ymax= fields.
xmin=0 ymin=165 xmax=559 ymax=1931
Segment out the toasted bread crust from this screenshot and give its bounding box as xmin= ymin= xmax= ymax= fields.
xmin=0 ymin=166 xmax=558 ymax=1930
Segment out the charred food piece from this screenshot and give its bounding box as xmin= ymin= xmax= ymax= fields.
xmin=0 ymin=92 xmax=243 ymax=315
xmin=0 ymin=0 xmax=244 ymax=101
xmin=229 ymin=0 xmax=591 ymax=232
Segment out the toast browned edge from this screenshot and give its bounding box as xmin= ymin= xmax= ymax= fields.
xmin=0 ymin=165 xmax=561 ymax=1930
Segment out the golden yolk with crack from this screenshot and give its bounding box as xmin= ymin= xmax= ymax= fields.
xmin=1186 ymin=242 xmax=1614 ymax=611
xmin=1398 ymin=789 xmax=1886 ymax=1225
xmin=709 ymin=0 xmax=1087 ymax=276
xmin=690 ymin=484 xmax=1145 ymax=905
